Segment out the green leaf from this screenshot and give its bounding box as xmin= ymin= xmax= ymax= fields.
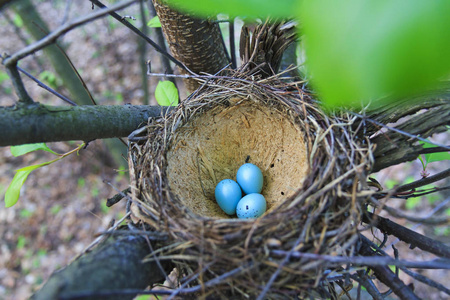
xmin=147 ymin=16 xmax=161 ymax=28
xmin=39 ymin=70 xmax=58 ymax=89
xmin=13 ymin=13 xmax=24 ymax=27
xmin=300 ymin=0 xmax=450 ymax=109
xmin=0 ymin=71 xmax=9 ymax=84
xmin=420 ymin=141 xmax=450 ymax=164
xmin=405 ymin=197 xmax=421 ymax=210
xmin=155 ymin=81 xmax=179 ymax=106
xmin=5 ymin=161 xmax=54 ymax=208
xmin=166 ymin=0 xmax=299 ymax=18
xmin=10 ymin=143 xmax=59 ymax=157
xmin=5 ymin=169 xmax=33 ymax=207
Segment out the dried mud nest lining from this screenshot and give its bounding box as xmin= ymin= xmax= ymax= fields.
xmin=128 ymin=75 xmax=374 ymax=298
xmin=166 ymin=98 xmax=309 ymax=218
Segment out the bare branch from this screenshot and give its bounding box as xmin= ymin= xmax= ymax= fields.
xmin=17 ymin=66 xmax=77 ymax=106
xmin=369 ymin=197 xmax=450 ymax=225
xmin=3 ymin=0 xmax=138 ymax=67
xmin=396 ymin=168 xmax=450 ymax=193
xmin=362 ymin=212 xmax=450 ymax=258
xmin=358 ymin=238 xmax=420 ymax=300
xmin=3 ymin=62 xmax=34 ymax=104
xmin=270 ymin=250 xmax=450 ymax=269
xmin=90 ymin=0 xmax=186 ymax=70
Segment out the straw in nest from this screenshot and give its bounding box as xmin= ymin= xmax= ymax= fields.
xmin=128 ymin=71 xmax=374 ymax=298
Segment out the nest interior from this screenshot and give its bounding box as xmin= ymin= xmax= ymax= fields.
xmin=166 ymin=98 xmax=309 ymax=218
xmin=128 ymin=74 xmax=374 ymax=298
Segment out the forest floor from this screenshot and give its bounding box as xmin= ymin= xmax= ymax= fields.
xmin=0 ymin=1 xmax=449 ymax=300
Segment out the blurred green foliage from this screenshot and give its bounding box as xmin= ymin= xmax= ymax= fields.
xmin=167 ymin=0 xmax=450 ymax=109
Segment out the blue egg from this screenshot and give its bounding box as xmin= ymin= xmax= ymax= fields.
xmin=236 ymin=193 xmax=266 ymax=219
xmin=215 ymin=179 xmax=242 ymax=215
xmin=236 ymin=163 xmax=263 ymax=194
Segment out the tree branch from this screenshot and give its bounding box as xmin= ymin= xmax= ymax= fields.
xmin=358 ymin=237 xmax=420 ymax=300
xmin=0 ymin=104 xmax=170 ymax=146
xmin=90 ymin=0 xmax=186 ymax=70
xmin=3 ymin=61 xmax=34 ymax=104
xmin=3 ymin=0 xmax=138 ymax=67
xmin=396 ymin=168 xmax=450 ymax=193
xmin=31 ymin=234 xmax=171 ymax=300
xmin=362 ymin=212 xmax=450 ymax=258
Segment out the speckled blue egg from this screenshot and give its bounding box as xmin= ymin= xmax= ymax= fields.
xmin=236 ymin=193 xmax=266 ymax=219
xmin=236 ymin=163 xmax=263 ymax=194
xmin=215 ymin=179 xmax=242 ymax=215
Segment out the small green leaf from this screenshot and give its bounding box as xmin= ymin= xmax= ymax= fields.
xmin=147 ymin=16 xmax=161 ymax=28
xmin=0 ymin=71 xmax=9 ymax=84
xmin=10 ymin=143 xmax=59 ymax=157
xmin=16 ymin=235 xmax=26 ymax=249
xmin=405 ymin=197 xmax=421 ymax=210
xmin=39 ymin=71 xmax=58 ymax=89
xmin=155 ymin=81 xmax=179 ymax=106
xmin=420 ymin=141 xmax=450 ymax=164
xmin=13 ymin=13 xmax=24 ymax=27
xmin=5 ymin=169 xmax=33 ymax=207
xmin=5 ymin=161 xmax=55 ymax=207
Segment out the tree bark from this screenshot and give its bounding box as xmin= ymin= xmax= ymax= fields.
xmin=152 ymin=0 xmax=229 ymax=92
xmin=0 ymin=103 xmax=169 ymax=146
xmin=31 ymin=234 xmax=171 ymax=300
xmin=371 ymin=100 xmax=450 ymax=172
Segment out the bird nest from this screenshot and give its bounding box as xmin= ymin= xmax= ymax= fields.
xmin=128 ymin=72 xmax=374 ymax=298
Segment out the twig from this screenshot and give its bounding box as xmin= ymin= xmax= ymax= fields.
xmin=90 ymin=0 xmax=186 ymax=71
xmin=270 ymin=250 xmax=450 ymax=269
xmin=3 ymin=0 xmax=138 ymax=67
xmin=352 ymin=112 xmax=450 ymax=150
xmin=369 ymin=197 xmax=450 ymax=225
xmin=106 ymin=187 xmax=131 ymax=207
xmin=363 ymin=236 xmax=450 ymax=296
xmin=362 ymin=212 xmax=450 ymax=258
xmin=350 ymin=273 xmax=384 ymax=300
xmin=396 ymin=167 xmax=450 ymax=193
xmin=401 ymin=266 xmax=450 ymax=296
xmin=17 ymin=66 xmax=77 ymax=106
xmin=417 ymin=146 xmax=450 ymax=155
xmin=358 ymin=237 xmax=420 ymax=300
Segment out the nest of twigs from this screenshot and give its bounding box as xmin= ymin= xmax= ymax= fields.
xmin=128 ymin=71 xmax=374 ymax=298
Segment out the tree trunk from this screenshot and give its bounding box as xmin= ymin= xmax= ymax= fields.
xmin=152 ymin=0 xmax=229 ymax=92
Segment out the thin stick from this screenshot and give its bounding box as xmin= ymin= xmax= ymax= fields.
xmin=270 ymin=250 xmax=450 ymax=269
xmin=362 ymin=212 xmax=450 ymax=258
xmin=351 ymin=112 xmax=450 ymax=150
xmin=17 ymin=66 xmax=77 ymax=106
xmin=396 ymin=167 xmax=450 ymax=193
xmin=90 ymin=0 xmax=186 ymax=71
xmin=369 ymin=197 xmax=450 ymax=225
xmin=3 ymin=0 xmax=138 ymax=67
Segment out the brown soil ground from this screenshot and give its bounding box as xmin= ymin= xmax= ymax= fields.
xmin=0 ymin=1 xmax=448 ymax=300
